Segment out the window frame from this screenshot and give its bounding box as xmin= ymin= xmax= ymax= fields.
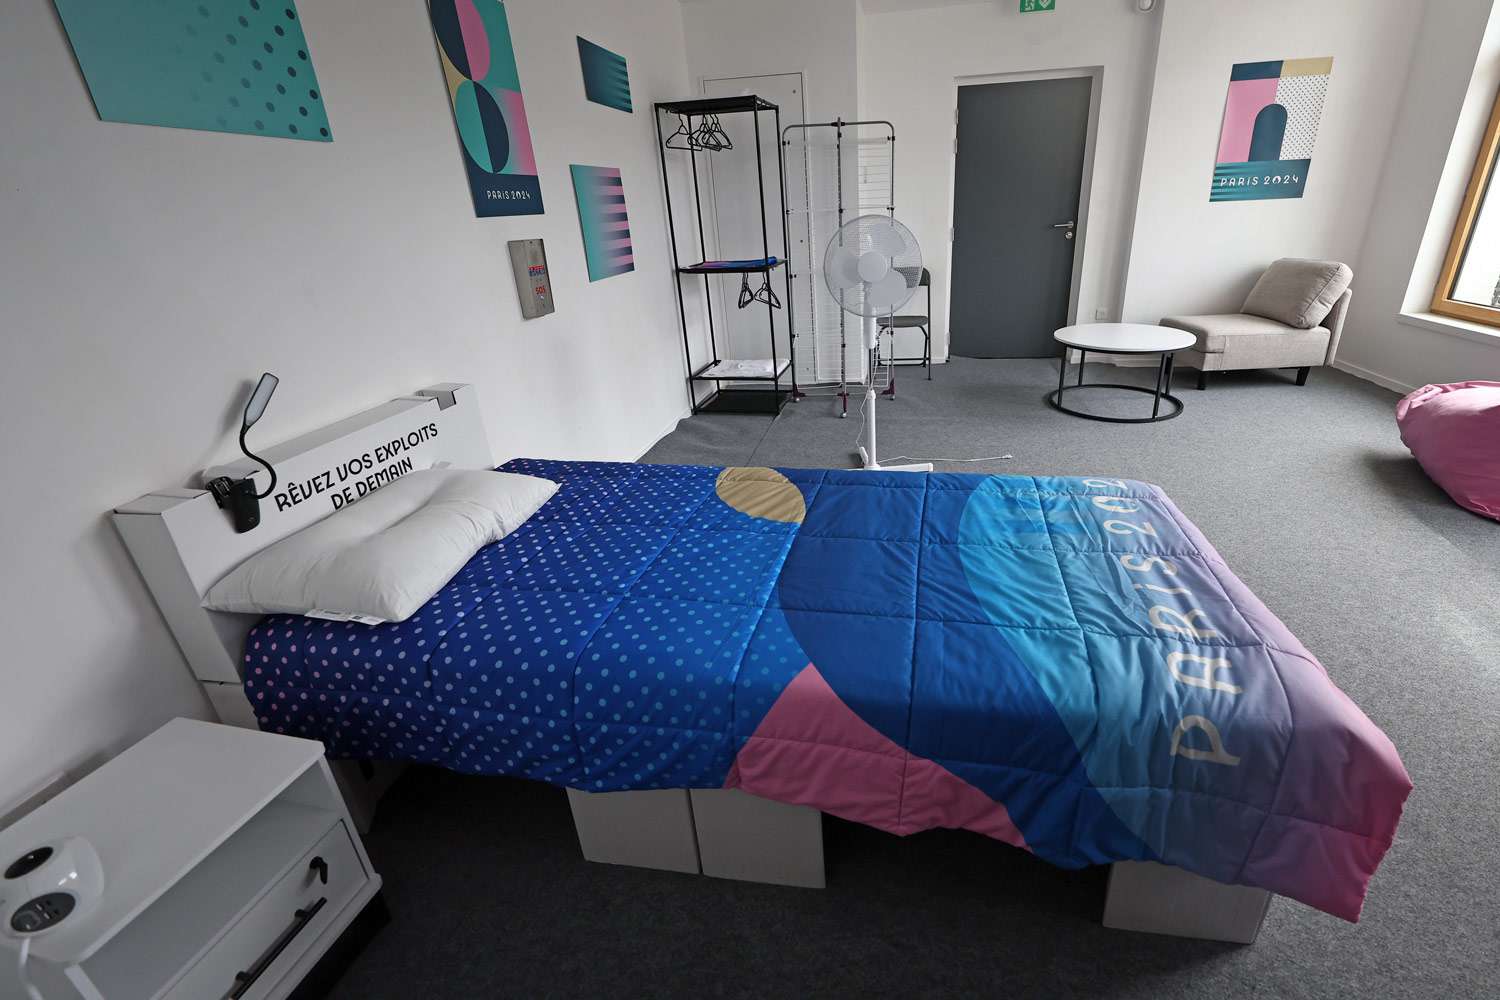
xmin=1432 ymin=83 xmax=1500 ymax=326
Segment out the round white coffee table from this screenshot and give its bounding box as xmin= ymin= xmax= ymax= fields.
xmin=1049 ymin=323 xmax=1197 ymax=423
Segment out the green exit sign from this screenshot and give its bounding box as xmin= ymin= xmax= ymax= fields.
xmin=1020 ymin=0 xmax=1056 ymax=10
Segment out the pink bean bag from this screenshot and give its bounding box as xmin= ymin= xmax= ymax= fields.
xmin=1396 ymin=380 xmax=1500 ymax=521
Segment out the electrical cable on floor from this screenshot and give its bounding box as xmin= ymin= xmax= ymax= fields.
xmin=742 ymin=394 xmax=787 ymax=467
xmin=18 ymin=937 xmax=44 ymax=1000
xmin=851 ymin=378 xmax=1014 ymax=466
xmin=883 ymin=454 xmax=1014 ymax=464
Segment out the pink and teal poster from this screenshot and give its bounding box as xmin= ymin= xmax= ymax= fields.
xmin=570 ymin=165 xmax=634 ymax=281
xmin=428 ymin=0 xmax=542 ymax=217
xmin=1211 ymin=57 xmax=1332 ymax=202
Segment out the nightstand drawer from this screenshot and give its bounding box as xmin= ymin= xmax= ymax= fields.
xmin=165 ymin=820 xmax=367 ymax=1000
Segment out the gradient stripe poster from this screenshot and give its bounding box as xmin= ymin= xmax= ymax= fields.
xmin=577 ymin=37 xmax=632 ymax=113
xmin=428 ymin=0 xmax=543 ymax=217
xmin=1211 ymin=57 xmax=1332 ymax=202
xmin=571 ymin=165 xmax=634 ymax=281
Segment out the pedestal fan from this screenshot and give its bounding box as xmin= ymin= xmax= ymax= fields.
xmin=822 ymin=215 xmax=934 ymax=472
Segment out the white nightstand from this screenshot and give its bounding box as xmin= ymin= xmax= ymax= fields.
xmin=0 ymin=719 xmax=385 ymax=1000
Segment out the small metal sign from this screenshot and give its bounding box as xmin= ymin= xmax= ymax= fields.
xmin=507 ymin=239 xmax=556 ymax=319
xmin=1019 ymin=0 xmax=1056 ymax=11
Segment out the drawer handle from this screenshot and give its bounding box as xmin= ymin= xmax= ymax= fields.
xmin=229 ymin=896 xmax=327 ymax=999
xmin=310 ymin=856 xmax=328 ymax=885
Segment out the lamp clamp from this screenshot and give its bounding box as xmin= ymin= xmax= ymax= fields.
xmin=206 ymin=474 xmax=263 ymax=533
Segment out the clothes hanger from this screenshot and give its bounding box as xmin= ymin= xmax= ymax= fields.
xmin=706 ymin=114 xmax=733 ymax=151
xmin=737 ymin=273 xmax=755 ymax=309
xmin=690 ymin=114 xmax=733 ymax=152
xmin=753 ymin=274 xmax=781 ymax=309
xmin=665 ymin=113 xmax=735 ymax=153
xmin=693 ymin=115 xmax=719 ymax=151
xmin=665 ymin=113 xmax=698 ymax=151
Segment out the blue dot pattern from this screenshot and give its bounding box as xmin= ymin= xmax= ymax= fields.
xmin=243 ymin=459 xmax=826 ymax=790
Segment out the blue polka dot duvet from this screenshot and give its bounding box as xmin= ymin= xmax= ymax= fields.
xmin=245 ymin=459 xmax=1409 ymax=921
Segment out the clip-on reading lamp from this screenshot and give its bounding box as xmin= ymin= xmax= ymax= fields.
xmin=206 ymin=373 xmax=279 ymax=533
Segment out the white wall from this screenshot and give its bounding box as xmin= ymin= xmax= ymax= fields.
xmin=0 ymin=0 xmax=694 ymax=807
xmin=1337 ymin=0 xmax=1500 ymax=391
xmin=682 ymin=0 xmax=861 ymax=126
xmin=860 ymin=1 xmax=1163 ymax=360
xmin=1121 ymin=0 xmax=1423 ymax=324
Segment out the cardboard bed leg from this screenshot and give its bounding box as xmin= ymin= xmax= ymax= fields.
xmin=566 ymin=788 xmax=702 ymax=875
xmin=1103 ymin=861 xmax=1272 ymax=944
xmin=690 ymin=788 xmax=825 ymax=888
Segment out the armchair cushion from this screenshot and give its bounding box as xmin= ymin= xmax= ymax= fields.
xmin=1241 ymin=258 xmax=1353 ymax=329
xmin=1160 ymin=313 xmax=1329 ymax=354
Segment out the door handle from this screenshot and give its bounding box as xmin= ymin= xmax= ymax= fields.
xmin=230 ymin=897 xmax=328 ymax=998
xmin=1051 ymin=220 xmax=1076 ymax=240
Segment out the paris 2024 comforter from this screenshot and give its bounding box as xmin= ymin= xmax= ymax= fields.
xmin=244 ymin=460 xmax=1410 ymax=921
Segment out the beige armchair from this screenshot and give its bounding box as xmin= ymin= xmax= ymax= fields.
xmin=1161 ymin=259 xmax=1352 ymax=390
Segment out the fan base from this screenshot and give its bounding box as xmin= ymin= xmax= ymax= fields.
xmin=856 ymin=446 xmax=932 ymax=473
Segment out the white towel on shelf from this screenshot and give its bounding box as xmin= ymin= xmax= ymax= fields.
xmin=703 ymin=359 xmax=780 ymax=379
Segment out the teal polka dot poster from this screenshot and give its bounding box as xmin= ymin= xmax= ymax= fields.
xmin=52 ymin=0 xmax=332 ymax=142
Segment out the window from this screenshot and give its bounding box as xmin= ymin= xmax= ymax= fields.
xmin=1433 ymin=84 xmax=1500 ymax=325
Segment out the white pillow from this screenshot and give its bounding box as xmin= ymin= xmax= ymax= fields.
xmin=203 ymin=468 xmax=557 ymax=623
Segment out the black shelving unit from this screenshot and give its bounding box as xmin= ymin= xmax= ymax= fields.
xmin=655 ymin=95 xmax=798 ymax=415
xmin=676 ymin=261 xmax=784 ymax=275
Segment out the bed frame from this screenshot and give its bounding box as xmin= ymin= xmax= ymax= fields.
xmin=111 ymin=382 xmax=1270 ymax=944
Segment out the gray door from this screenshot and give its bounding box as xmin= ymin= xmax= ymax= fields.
xmin=950 ymin=77 xmax=1091 ymax=358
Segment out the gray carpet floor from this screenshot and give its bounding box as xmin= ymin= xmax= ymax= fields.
xmin=331 ymin=360 xmax=1498 ymax=999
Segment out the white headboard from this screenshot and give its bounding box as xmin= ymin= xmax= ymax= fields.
xmin=113 ymin=383 xmax=494 ymax=701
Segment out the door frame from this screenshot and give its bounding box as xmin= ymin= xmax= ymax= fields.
xmin=944 ymin=66 xmax=1103 ymax=361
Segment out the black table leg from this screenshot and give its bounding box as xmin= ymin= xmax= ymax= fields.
xmin=1047 ymin=340 xmax=1185 ymax=424
xmin=1151 ymin=353 xmax=1167 ymax=419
